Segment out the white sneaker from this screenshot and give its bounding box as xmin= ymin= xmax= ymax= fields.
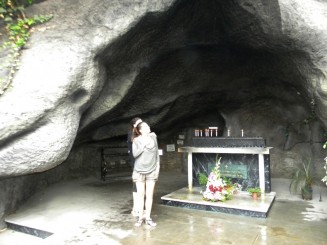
xmin=145 ymin=218 xmax=157 ymax=227
xmin=135 ymin=219 xmax=144 ymax=227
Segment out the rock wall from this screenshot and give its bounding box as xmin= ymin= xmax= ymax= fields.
xmin=0 ymin=145 xmax=100 ymax=229
xmin=1 ymin=0 xmax=327 ymax=227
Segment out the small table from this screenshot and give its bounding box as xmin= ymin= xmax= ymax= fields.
xmin=178 ymin=147 xmax=273 ymax=193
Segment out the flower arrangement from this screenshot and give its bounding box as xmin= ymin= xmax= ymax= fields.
xmin=201 ymin=155 xmax=241 ymax=202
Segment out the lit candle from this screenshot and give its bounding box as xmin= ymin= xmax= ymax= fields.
xmin=228 ymin=129 xmax=230 ymax=137
xmin=241 ymin=129 xmax=244 ymax=137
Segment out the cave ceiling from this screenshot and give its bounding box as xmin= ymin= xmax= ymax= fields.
xmin=76 ymin=0 xmax=319 ymax=145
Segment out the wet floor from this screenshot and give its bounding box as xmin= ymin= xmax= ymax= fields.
xmin=1 ymin=171 xmax=327 ymax=244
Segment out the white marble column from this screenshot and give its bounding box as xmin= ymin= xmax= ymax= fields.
xmin=258 ymin=153 xmax=265 ymax=194
xmin=188 ymin=151 xmax=193 ymax=190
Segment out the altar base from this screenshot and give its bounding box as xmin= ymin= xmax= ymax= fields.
xmin=161 ymin=187 xmax=276 ymax=218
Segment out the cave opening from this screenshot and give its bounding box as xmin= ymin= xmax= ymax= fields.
xmin=78 ymin=11 xmax=314 ymax=153
xmin=73 ymin=0 xmax=325 ymax=183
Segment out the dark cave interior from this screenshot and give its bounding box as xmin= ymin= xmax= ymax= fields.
xmin=76 ymin=0 xmax=317 ymax=149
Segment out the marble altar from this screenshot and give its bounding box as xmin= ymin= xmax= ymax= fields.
xmin=161 ymin=137 xmax=275 ymax=218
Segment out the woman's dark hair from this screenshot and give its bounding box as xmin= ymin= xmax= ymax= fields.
xmin=130 ymin=117 xmax=142 ymax=128
xmin=130 ymin=117 xmax=143 ymax=140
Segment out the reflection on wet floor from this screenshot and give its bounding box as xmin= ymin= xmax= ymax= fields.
xmin=1 ymin=172 xmax=327 ymax=245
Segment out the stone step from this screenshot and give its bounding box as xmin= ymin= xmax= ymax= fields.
xmin=0 ymin=227 xmax=45 ymax=245
xmin=161 ymin=187 xmax=276 ymax=218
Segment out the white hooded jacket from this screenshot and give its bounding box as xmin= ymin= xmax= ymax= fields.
xmin=132 ymin=132 xmax=159 ymax=174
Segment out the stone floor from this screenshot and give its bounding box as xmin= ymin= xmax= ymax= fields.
xmin=1 ymin=171 xmax=327 ymax=245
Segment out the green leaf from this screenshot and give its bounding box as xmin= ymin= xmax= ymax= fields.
xmin=9 ymin=25 xmax=20 ymax=31
xmin=4 ymin=16 xmax=12 ymax=22
xmin=27 ymin=18 xmax=35 ymax=26
xmin=15 ymin=37 xmax=26 ymax=47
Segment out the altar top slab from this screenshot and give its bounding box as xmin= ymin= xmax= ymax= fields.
xmin=186 ymin=137 xmax=266 ymax=148
xmin=178 ymin=146 xmax=273 ymax=154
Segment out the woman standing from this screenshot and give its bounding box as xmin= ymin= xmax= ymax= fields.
xmin=132 ymin=121 xmax=160 ymax=227
xmin=127 ymin=117 xmax=142 ymax=217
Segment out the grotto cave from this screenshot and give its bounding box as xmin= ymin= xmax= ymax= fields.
xmin=0 ymin=0 xmax=327 ymax=237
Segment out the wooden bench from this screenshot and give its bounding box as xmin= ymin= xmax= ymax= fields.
xmin=100 ymin=148 xmax=132 ymax=181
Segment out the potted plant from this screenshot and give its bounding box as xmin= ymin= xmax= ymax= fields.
xmin=290 ymin=158 xmax=313 ymax=200
xmin=247 ymin=187 xmax=261 ymax=199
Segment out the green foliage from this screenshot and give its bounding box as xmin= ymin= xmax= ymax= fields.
xmin=0 ymin=0 xmax=52 ymax=95
xmin=247 ymin=187 xmax=261 ymax=194
xmin=1 ymin=0 xmax=53 ymax=47
xmin=289 ymin=158 xmax=313 ymax=194
xmin=198 ymin=172 xmax=208 ymax=186
xmin=211 ymin=155 xmax=222 ymax=179
xmin=6 ymin=14 xmax=52 ymax=47
xmin=222 ymin=176 xmax=232 ymax=186
xmin=0 ymin=0 xmax=28 ymax=23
